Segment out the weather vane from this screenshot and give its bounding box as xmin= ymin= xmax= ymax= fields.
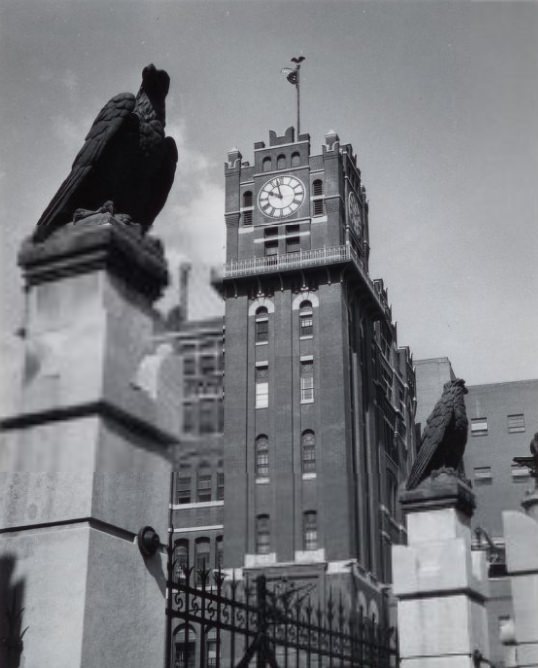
xmin=281 ymin=56 xmax=305 ymax=137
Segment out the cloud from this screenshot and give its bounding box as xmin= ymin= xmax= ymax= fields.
xmin=51 ymin=113 xmax=93 ymax=152
xmin=155 ymin=121 xmax=225 ymax=321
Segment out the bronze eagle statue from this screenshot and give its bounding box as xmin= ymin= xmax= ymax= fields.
xmin=33 ymin=64 xmax=177 ymax=243
xmin=406 ymin=378 xmax=469 ymax=490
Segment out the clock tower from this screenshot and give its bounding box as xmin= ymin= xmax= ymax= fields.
xmin=216 ymin=126 xmax=416 ymax=615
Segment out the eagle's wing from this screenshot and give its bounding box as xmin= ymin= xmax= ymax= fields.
xmin=143 ymin=136 xmax=178 ymax=226
xmin=406 ymin=391 xmax=454 ymax=489
xmin=34 ymin=92 xmax=137 ymax=241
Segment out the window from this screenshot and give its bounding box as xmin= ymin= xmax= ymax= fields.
xmin=299 ymin=301 xmax=313 ymax=337
xmin=183 ymin=356 xmax=196 ymax=376
xmin=264 ymin=226 xmax=278 ymax=237
xmin=312 ymin=180 xmax=324 ymax=216
xmin=216 ymin=472 xmax=224 ymax=500
xmin=242 ymin=191 xmax=253 ymax=225
xmin=207 ymin=639 xmax=218 ymax=668
xmin=182 ymin=404 xmax=195 ymax=434
xmin=277 ymin=154 xmax=286 ymax=169
xmin=255 ymin=307 xmax=269 ymax=343
xmin=303 ymin=511 xmax=318 ymax=550
xmin=195 ymin=538 xmax=211 ymax=580
xmin=511 ymin=462 xmax=530 ymax=481
xmin=300 ymin=359 xmax=314 ymax=403
xmin=471 ymin=418 xmax=488 ymax=436
xmin=200 ymin=355 xmax=216 ymax=375
xmin=262 ymin=156 xmax=272 ymax=172
xmin=291 ymin=152 xmax=300 ymax=167
xmin=215 ymin=536 xmax=223 ymax=570
xmin=286 ymin=236 xmax=301 ymax=253
xmin=217 ymin=400 xmax=224 ymax=433
xmin=387 ymin=472 xmax=398 ymax=516
xmin=176 ymin=476 xmax=191 ymax=504
xmin=473 ymin=466 xmax=492 ymax=484
xmin=301 ymin=430 xmax=316 ymax=473
xmin=197 ymin=472 xmax=212 ymax=502
xmin=507 ymin=414 xmax=525 ymax=433
xmin=264 ymin=240 xmax=278 ymax=257
xmin=256 ymin=515 xmax=271 ymax=554
xmin=173 ymin=540 xmax=189 ymax=580
xmin=175 ymin=640 xmax=196 ymax=668
xmin=255 ymin=364 xmax=269 ymax=408
xmin=256 ymin=435 xmax=269 ymax=477
xmin=199 ymin=400 xmax=215 ymax=434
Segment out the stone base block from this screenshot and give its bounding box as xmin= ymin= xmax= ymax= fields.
xmin=397 ymin=595 xmax=488 ymax=660
xmin=0 ymin=523 xmax=166 ymax=668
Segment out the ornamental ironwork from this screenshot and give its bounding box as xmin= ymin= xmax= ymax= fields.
xmin=166 ymin=566 xmax=398 ymax=668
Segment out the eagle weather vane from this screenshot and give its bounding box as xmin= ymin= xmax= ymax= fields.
xmin=281 ymin=56 xmax=305 ymax=136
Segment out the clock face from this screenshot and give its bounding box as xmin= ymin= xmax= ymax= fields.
xmin=348 ymin=191 xmax=362 ymax=235
xmin=258 ymin=176 xmax=305 ymax=219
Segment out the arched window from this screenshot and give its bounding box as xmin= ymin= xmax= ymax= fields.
xmin=277 ymin=154 xmax=286 ymax=169
xmin=291 ymin=152 xmax=300 ymax=167
xmin=255 ymin=306 xmax=269 ymax=343
xmin=262 ymin=156 xmax=272 ymax=172
xmin=256 ymin=514 xmax=271 ymax=554
xmin=255 ymin=435 xmax=269 ymax=478
xmin=173 ymin=539 xmax=189 ymax=581
xmin=195 ymin=538 xmax=211 ymax=582
xmin=312 ymin=179 xmax=324 ymax=216
xmin=174 ymin=625 xmax=196 ymax=668
xmin=303 ymin=511 xmax=318 ymax=550
xmin=242 ymin=191 xmax=253 ymax=225
xmin=301 ymin=430 xmax=316 ymax=473
xmin=299 ymin=301 xmax=313 ymax=337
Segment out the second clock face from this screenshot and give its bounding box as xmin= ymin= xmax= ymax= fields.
xmin=348 ymin=191 xmax=362 ymax=235
xmin=258 ymin=176 xmax=305 ymax=219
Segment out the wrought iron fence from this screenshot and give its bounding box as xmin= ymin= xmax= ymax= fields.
xmin=166 ymin=567 xmax=398 ymax=668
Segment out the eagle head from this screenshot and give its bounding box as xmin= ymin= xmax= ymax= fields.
xmin=443 ymin=378 xmax=468 ymax=394
xmin=142 ymin=64 xmax=171 ymax=98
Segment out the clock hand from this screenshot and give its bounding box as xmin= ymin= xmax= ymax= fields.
xmin=270 ymin=188 xmax=283 ymax=199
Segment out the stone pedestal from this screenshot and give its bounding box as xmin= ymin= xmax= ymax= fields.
xmin=0 ymin=219 xmax=180 ymax=668
xmin=503 ymin=489 xmax=538 ymax=667
xmin=392 ymin=473 xmax=490 ymax=667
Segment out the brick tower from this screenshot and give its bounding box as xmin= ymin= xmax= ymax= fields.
xmin=215 ymin=127 xmax=416 ymax=616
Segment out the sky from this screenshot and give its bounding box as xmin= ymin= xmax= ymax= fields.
xmin=1 ymin=0 xmax=537 ymax=387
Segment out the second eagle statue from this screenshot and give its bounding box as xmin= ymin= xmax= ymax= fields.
xmin=406 ymin=378 xmax=469 ymax=490
xmin=33 ymin=64 xmax=178 ymax=242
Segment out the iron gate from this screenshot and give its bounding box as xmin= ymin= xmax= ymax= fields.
xmin=166 ymin=567 xmax=399 ymax=668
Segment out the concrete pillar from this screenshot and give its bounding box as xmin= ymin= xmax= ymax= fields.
xmin=0 ymin=218 xmax=179 ymax=668
xmin=503 ymin=487 xmax=538 ymax=667
xmin=392 ymin=472 xmax=490 ymax=667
